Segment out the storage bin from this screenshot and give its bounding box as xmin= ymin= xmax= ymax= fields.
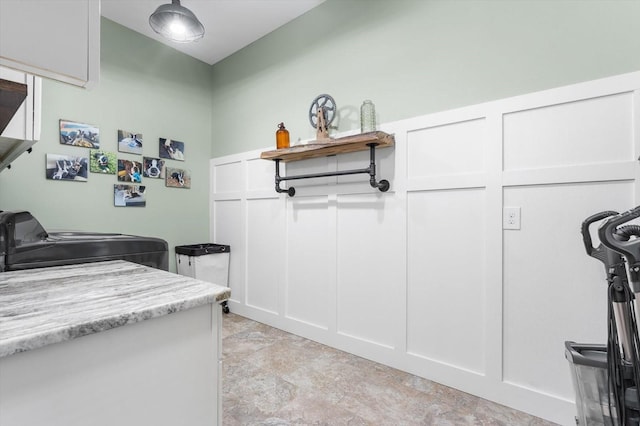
xmin=565 ymin=341 xmax=616 ymax=425
xmin=176 ymin=243 xmax=230 ymax=313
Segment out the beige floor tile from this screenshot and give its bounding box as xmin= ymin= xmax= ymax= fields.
xmin=222 ymin=313 xmax=558 ymax=426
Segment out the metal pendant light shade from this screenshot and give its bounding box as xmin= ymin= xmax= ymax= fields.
xmin=149 ymin=0 xmax=204 ymax=43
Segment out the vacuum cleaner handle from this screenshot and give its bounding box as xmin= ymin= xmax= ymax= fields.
xmin=599 ymin=205 xmax=640 ymax=289
xmin=581 ymin=210 xmax=619 ymax=262
xmin=599 ymin=206 xmax=640 ymax=263
xmin=582 ymin=210 xmax=631 ymax=303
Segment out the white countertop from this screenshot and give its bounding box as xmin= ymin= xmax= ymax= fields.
xmin=0 ymin=260 xmax=231 ymax=358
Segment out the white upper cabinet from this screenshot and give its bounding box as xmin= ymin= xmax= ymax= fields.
xmin=0 ymin=67 xmax=41 ymax=142
xmin=0 ymin=66 xmax=42 ymax=171
xmin=0 ymin=0 xmax=100 ymax=88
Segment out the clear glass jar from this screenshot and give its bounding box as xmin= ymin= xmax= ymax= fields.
xmin=360 ymin=100 xmax=376 ymax=133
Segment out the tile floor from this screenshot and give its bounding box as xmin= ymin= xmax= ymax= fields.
xmin=222 ymin=313 xmax=559 ymax=425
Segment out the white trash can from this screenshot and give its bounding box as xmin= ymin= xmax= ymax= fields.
xmin=176 ymin=243 xmax=230 ymax=313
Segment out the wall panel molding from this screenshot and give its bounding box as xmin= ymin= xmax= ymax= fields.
xmin=210 ymin=71 xmax=640 ymax=425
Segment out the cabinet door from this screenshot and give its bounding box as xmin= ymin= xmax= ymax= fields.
xmin=0 ymin=0 xmax=100 ymax=88
xmin=0 ymin=67 xmax=41 ymax=171
xmin=0 ymin=67 xmax=41 ymax=141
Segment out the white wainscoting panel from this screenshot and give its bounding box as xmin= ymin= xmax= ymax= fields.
xmin=246 ymin=198 xmax=284 ymax=314
xmin=286 ymin=196 xmax=331 ymax=329
xmin=503 ymin=92 xmax=634 ymax=171
xmin=213 ymin=160 xmax=243 ymax=193
xmin=247 ymin=157 xmax=275 ymax=192
xmin=286 ymin=155 xmax=333 ymax=190
xmin=407 ymin=118 xmax=486 ymax=178
xmin=503 ymin=181 xmax=635 ymax=399
xmin=406 ymin=187 xmax=486 ymax=375
xmin=210 ymin=71 xmax=640 ymax=425
xmin=335 ymin=193 xmax=404 ymax=349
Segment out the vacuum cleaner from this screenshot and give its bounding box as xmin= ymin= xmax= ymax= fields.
xmin=569 ymin=207 xmax=640 ymax=425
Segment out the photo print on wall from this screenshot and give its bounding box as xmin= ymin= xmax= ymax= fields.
xmin=165 ymin=167 xmax=191 ymax=189
xmin=159 ymin=138 xmax=185 ymax=161
xmin=118 ymin=130 xmax=143 ymax=155
xmin=114 ymin=184 xmax=146 ymax=207
xmin=45 ymin=154 xmax=89 ymax=182
xmin=117 ymin=159 xmax=143 ymax=183
xmin=89 ymin=150 xmax=116 ymax=174
xmin=143 ymin=157 xmax=165 ymax=179
xmin=59 ymin=119 xmax=100 ymax=148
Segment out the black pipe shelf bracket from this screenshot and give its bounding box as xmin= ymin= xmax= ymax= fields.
xmin=273 ymin=143 xmax=389 ymax=197
xmin=260 ymin=131 xmax=394 ymax=197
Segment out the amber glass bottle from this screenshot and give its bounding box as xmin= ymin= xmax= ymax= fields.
xmin=276 ymin=122 xmax=290 ymax=149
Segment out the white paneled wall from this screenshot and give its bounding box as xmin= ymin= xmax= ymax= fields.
xmin=502 ymin=182 xmax=633 ymax=398
xmin=286 ymin=196 xmax=331 ymax=328
xmin=210 ymin=72 xmax=640 ymax=425
xmin=503 ymin=93 xmax=633 ymax=171
xmin=336 ymin=193 xmax=404 ymax=349
xmin=407 ymin=118 xmax=486 ymax=177
xmin=246 ymin=198 xmax=283 ymax=313
xmin=406 ymin=188 xmax=486 ymax=375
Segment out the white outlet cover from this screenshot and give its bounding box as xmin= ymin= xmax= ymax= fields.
xmin=503 ymin=207 xmax=521 ymax=230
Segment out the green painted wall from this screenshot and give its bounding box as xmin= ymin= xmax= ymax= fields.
xmin=1 ymin=0 xmax=639 ymax=272
xmin=210 ymin=0 xmax=640 ymax=158
xmin=0 ymin=19 xmax=212 ymax=272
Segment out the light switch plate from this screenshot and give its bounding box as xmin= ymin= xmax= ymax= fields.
xmin=503 ymin=207 xmax=521 ymax=230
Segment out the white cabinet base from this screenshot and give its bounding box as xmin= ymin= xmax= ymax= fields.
xmin=0 ymin=303 xmax=222 ymax=426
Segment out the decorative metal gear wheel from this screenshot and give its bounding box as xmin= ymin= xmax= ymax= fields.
xmin=308 ymin=94 xmax=337 ymax=129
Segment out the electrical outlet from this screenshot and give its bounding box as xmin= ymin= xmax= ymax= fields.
xmin=503 ymin=207 xmax=521 ymax=230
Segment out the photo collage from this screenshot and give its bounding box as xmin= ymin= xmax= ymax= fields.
xmin=48 ymin=119 xmax=192 ymax=207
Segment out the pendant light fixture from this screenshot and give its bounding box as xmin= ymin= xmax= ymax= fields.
xmin=149 ymin=0 xmax=205 ymax=43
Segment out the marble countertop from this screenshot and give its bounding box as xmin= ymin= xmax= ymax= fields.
xmin=0 ymin=260 xmax=231 ymax=358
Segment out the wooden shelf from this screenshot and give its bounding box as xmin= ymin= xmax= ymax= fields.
xmin=260 ymin=131 xmax=394 ymax=196
xmin=0 ymin=78 xmax=27 ymax=135
xmin=260 ymin=131 xmax=394 ymax=163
